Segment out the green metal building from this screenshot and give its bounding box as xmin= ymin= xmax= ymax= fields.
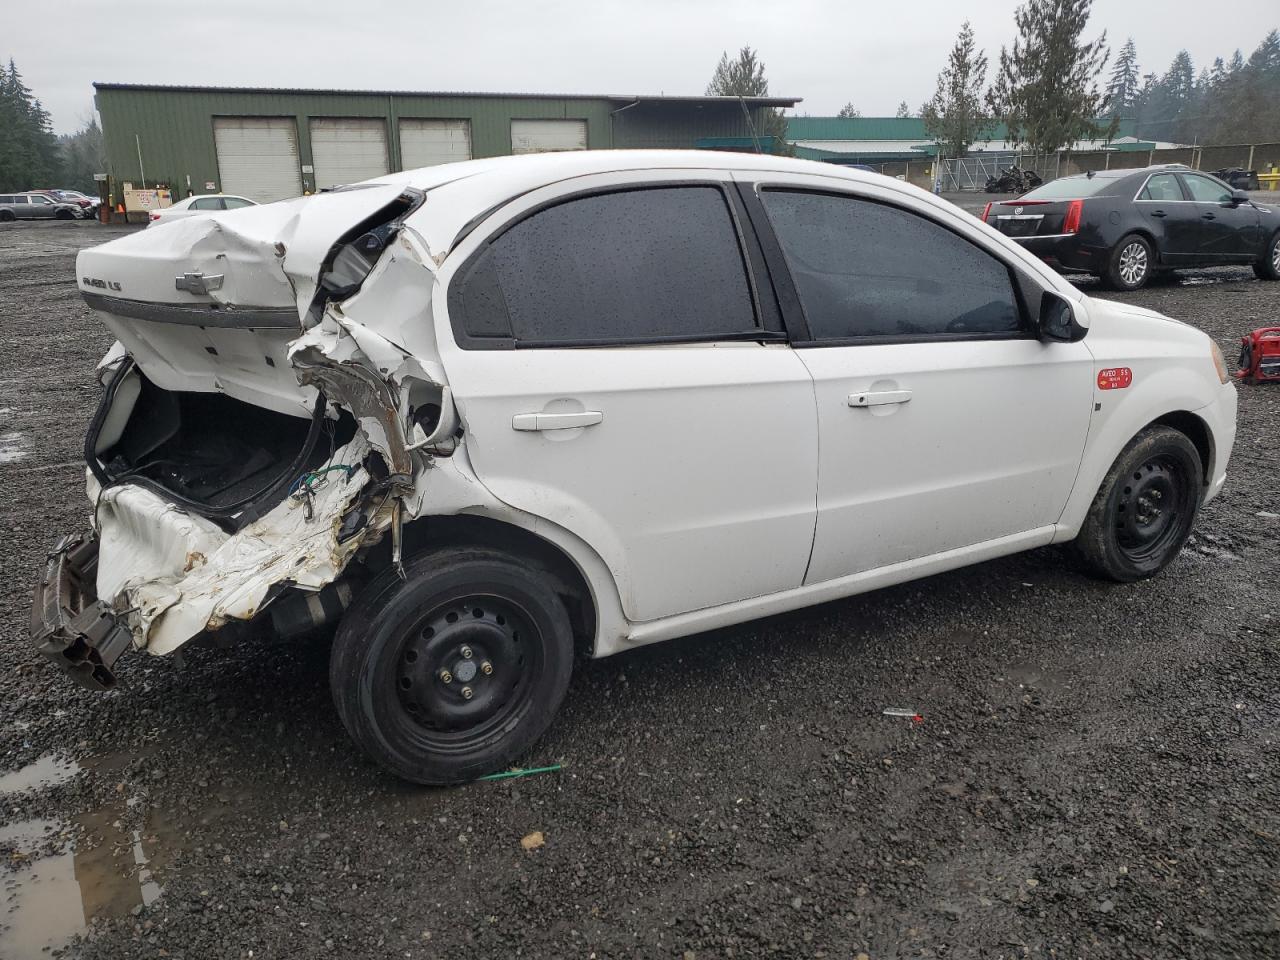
xmin=94 ymin=83 xmax=799 ymax=202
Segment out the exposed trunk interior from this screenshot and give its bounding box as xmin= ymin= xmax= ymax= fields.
xmin=89 ymin=364 xmax=356 ymax=529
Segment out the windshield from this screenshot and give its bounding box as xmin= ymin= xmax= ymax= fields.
xmin=1020 ymin=176 xmax=1120 ymax=200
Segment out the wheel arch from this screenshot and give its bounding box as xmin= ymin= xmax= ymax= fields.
xmin=1151 ymin=410 xmax=1213 ymax=483
xmin=387 ymin=514 xmax=602 ymax=657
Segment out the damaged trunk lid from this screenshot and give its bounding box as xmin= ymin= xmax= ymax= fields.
xmin=77 ymin=184 xmax=420 ymax=417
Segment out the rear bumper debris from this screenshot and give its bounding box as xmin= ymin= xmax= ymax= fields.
xmin=31 ymin=533 xmax=132 ymax=691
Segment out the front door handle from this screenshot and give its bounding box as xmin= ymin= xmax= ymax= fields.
xmin=512 ymin=411 xmax=604 ymax=431
xmin=848 ymin=389 xmax=912 ymax=408
xmin=1149 ymin=209 xmax=1167 ymax=218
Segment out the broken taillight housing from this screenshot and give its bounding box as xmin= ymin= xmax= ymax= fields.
xmin=1063 ymin=199 xmax=1083 ymax=234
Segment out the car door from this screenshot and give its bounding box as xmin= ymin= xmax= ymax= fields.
xmin=24 ymin=195 xmax=54 ymax=219
xmin=436 ymin=171 xmax=819 ymax=623
xmin=1180 ymin=172 xmax=1259 ymax=260
xmin=738 ymin=174 xmax=1095 ymax=584
xmin=1134 ymin=172 xmax=1200 ymax=261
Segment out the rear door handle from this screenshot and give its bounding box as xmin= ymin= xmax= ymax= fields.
xmin=1149 ymin=210 xmax=1167 ymax=218
xmin=848 ymin=389 xmax=912 ymax=408
xmin=512 ymin=411 xmax=604 ymax=431
xmin=1201 ymin=212 xmax=1216 ymax=219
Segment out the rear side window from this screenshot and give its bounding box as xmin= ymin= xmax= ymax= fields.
xmin=451 ymin=186 xmax=757 ymax=346
xmin=760 ymin=190 xmax=1022 ymax=341
xmin=190 ymin=197 xmax=223 ymax=210
xmin=223 ymin=197 xmax=252 ymax=209
xmin=1140 ymin=174 xmax=1183 ymax=202
xmin=0 ymin=196 xmax=12 ymax=204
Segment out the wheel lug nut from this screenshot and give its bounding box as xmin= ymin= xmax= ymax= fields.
xmin=439 ymin=669 xmax=452 ymax=684
xmin=461 ymin=686 xmax=474 ymax=700
xmin=460 ymin=645 xmax=473 ymax=659
xmin=481 ymin=661 xmax=493 ymax=676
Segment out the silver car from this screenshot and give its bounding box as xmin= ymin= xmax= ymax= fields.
xmin=0 ymin=192 xmax=84 ymax=221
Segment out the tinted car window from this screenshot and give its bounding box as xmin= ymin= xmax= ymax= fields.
xmin=222 ymin=197 xmax=252 ymax=209
xmin=1020 ymin=176 xmax=1117 ymax=200
xmin=1182 ymin=174 xmax=1232 ymax=203
xmin=0 ymin=196 xmax=12 ymax=204
xmin=189 ymin=197 xmax=223 ymax=210
xmin=454 ymin=186 xmax=756 ymax=345
xmin=760 ymin=190 xmax=1021 ymax=340
xmin=1139 ymin=174 xmax=1183 ymax=202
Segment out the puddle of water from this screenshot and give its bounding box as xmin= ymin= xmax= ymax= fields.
xmin=0 ymin=431 xmax=27 ymax=464
xmin=0 ymin=754 xmax=81 ymax=794
xmin=0 ymin=756 xmax=173 ymax=956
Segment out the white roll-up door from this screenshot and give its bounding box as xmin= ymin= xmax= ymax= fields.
xmin=310 ymin=118 xmax=389 ymax=190
xmin=399 ymin=119 xmax=472 ymax=169
xmin=213 ymin=117 xmax=303 ymax=203
xmin=510 ymin=119 xmax=588 ymax=154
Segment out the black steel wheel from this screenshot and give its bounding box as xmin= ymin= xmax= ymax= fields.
xmin=330 ymin=546 xmax=574 ymax=784
xmin=1071 ymin=426 xmax=1203 ymax=582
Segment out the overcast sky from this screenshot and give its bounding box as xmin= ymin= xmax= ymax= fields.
xmin=12 ymin=0 xmax=1279 ymax=134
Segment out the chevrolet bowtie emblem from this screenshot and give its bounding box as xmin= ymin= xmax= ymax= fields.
xmin=175 ymin=271 xmax=224 ymax=294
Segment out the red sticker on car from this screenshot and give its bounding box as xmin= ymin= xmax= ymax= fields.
xmin=1097 ymin=367 xmax=1133 ymax=390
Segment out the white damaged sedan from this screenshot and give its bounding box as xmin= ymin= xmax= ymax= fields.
xmin=34 ymin=151 xmax=1237 ymax=784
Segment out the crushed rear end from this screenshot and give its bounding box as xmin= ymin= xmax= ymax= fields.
xmin=32 ymin=185 xmax=462 ymax=689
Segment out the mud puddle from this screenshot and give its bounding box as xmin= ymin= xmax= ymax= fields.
xmin=0 ymin=755 xmax=173 ymax=957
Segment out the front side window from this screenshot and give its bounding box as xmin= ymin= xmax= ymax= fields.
xmin=760 ymin=190 xmax=1022 ymax=340
xmin=1139 ymin=174 xmax=1183 ymax=202
xmin=1182 ymin=174 xmax=1232 ymax=203
xmin=29 ymin=195 xmax=51 ymax=205
xmin=452 ymin=186 xmax=757 ymax=345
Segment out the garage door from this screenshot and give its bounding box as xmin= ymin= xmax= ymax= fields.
xmin=213 ymin=117 xmax=303 ymax=203
xmin=510 ymin=119 xmax=588 ymax=154
xmin=400 ymin=119 xmax=472 ymax=169
xmin=310 ymin=118 xmax=389 ymax=190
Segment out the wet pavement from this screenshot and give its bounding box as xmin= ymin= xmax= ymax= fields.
xmin=1 ymin=218 xmax=1278 ymax=959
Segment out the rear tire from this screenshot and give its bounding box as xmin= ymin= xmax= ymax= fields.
xmin=0 ymin=210 xmax=14 ymax=222
xmin=329 ymin=546 xmax=574 ymax=785
xmin=1254 ymin=231 xmax=1280 ymax=281
xmin=1070 ymin=426 xmax=1203 ymax=582
xmin=1103 ymin=234 xmax=1154 ymax=290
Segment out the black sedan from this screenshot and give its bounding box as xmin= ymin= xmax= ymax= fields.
xmin=981 ymin=164 xmax=1280 ymax=290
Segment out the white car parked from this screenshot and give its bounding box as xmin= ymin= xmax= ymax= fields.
xmin=35 ymin=151 xmax=1237 ymax=784
xmin=147 ymin=193 xmax=256 ymax=226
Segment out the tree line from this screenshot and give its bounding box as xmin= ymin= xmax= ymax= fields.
xmin=922 ymin=1 xmax=1279 ymax=159
xmin=1107 ymin=33 xmax=1280 ymax=145
xmin=0 ymin=58 xmax=104 ymax=193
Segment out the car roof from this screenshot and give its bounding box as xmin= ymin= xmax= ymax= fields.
xmin=369 ymin=149 xmax=938 ymax=257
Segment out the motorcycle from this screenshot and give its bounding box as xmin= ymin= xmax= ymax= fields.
xmin=984 ymin=165 xmax=1044 ymax=194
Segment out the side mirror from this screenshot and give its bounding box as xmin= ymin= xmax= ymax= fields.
xmin=1227 ymin=189 xmax=1250 ymax=206
xmin=1039 ymin=291 xmax=1087 ymax=343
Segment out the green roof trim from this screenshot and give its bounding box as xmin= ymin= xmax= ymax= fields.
xmin=786 ymin=116 xmax=1137 ymax=142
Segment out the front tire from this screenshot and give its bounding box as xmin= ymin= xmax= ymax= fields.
xmin=1071 ymin=426 xmax=1203 ymax=582
xmin=1254 ymin=231 xmax=1280 ymax=281
xmin=330 ymin=546 xmax=574 ymax=785
xmin=1104 ymin=234 xmax=1154 ymax=290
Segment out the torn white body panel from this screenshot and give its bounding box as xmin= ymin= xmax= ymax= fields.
xmin=94 ymin=436 xmax=382 ymax=654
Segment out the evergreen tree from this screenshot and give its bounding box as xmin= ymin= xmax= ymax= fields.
xmin=706 ymin=46 xmax=789 ymax=148
xmin=921 ymin=21 xmax=993 ymax=158
xmin=895 ymin=101 xmax=912 ymax=118
xmin=0 ymin=58 xmax=63 ymax=190
xmin=837 ymin=102 xmax=861 ymax=118
xmin=988 ymin=0 xmax=1111 ymax=153
xmin=1105 ymin=38 xmax=1140 ymax=116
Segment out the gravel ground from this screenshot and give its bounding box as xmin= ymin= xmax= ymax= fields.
xmin=1 ymin=218 xmax=1278 ymax=960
